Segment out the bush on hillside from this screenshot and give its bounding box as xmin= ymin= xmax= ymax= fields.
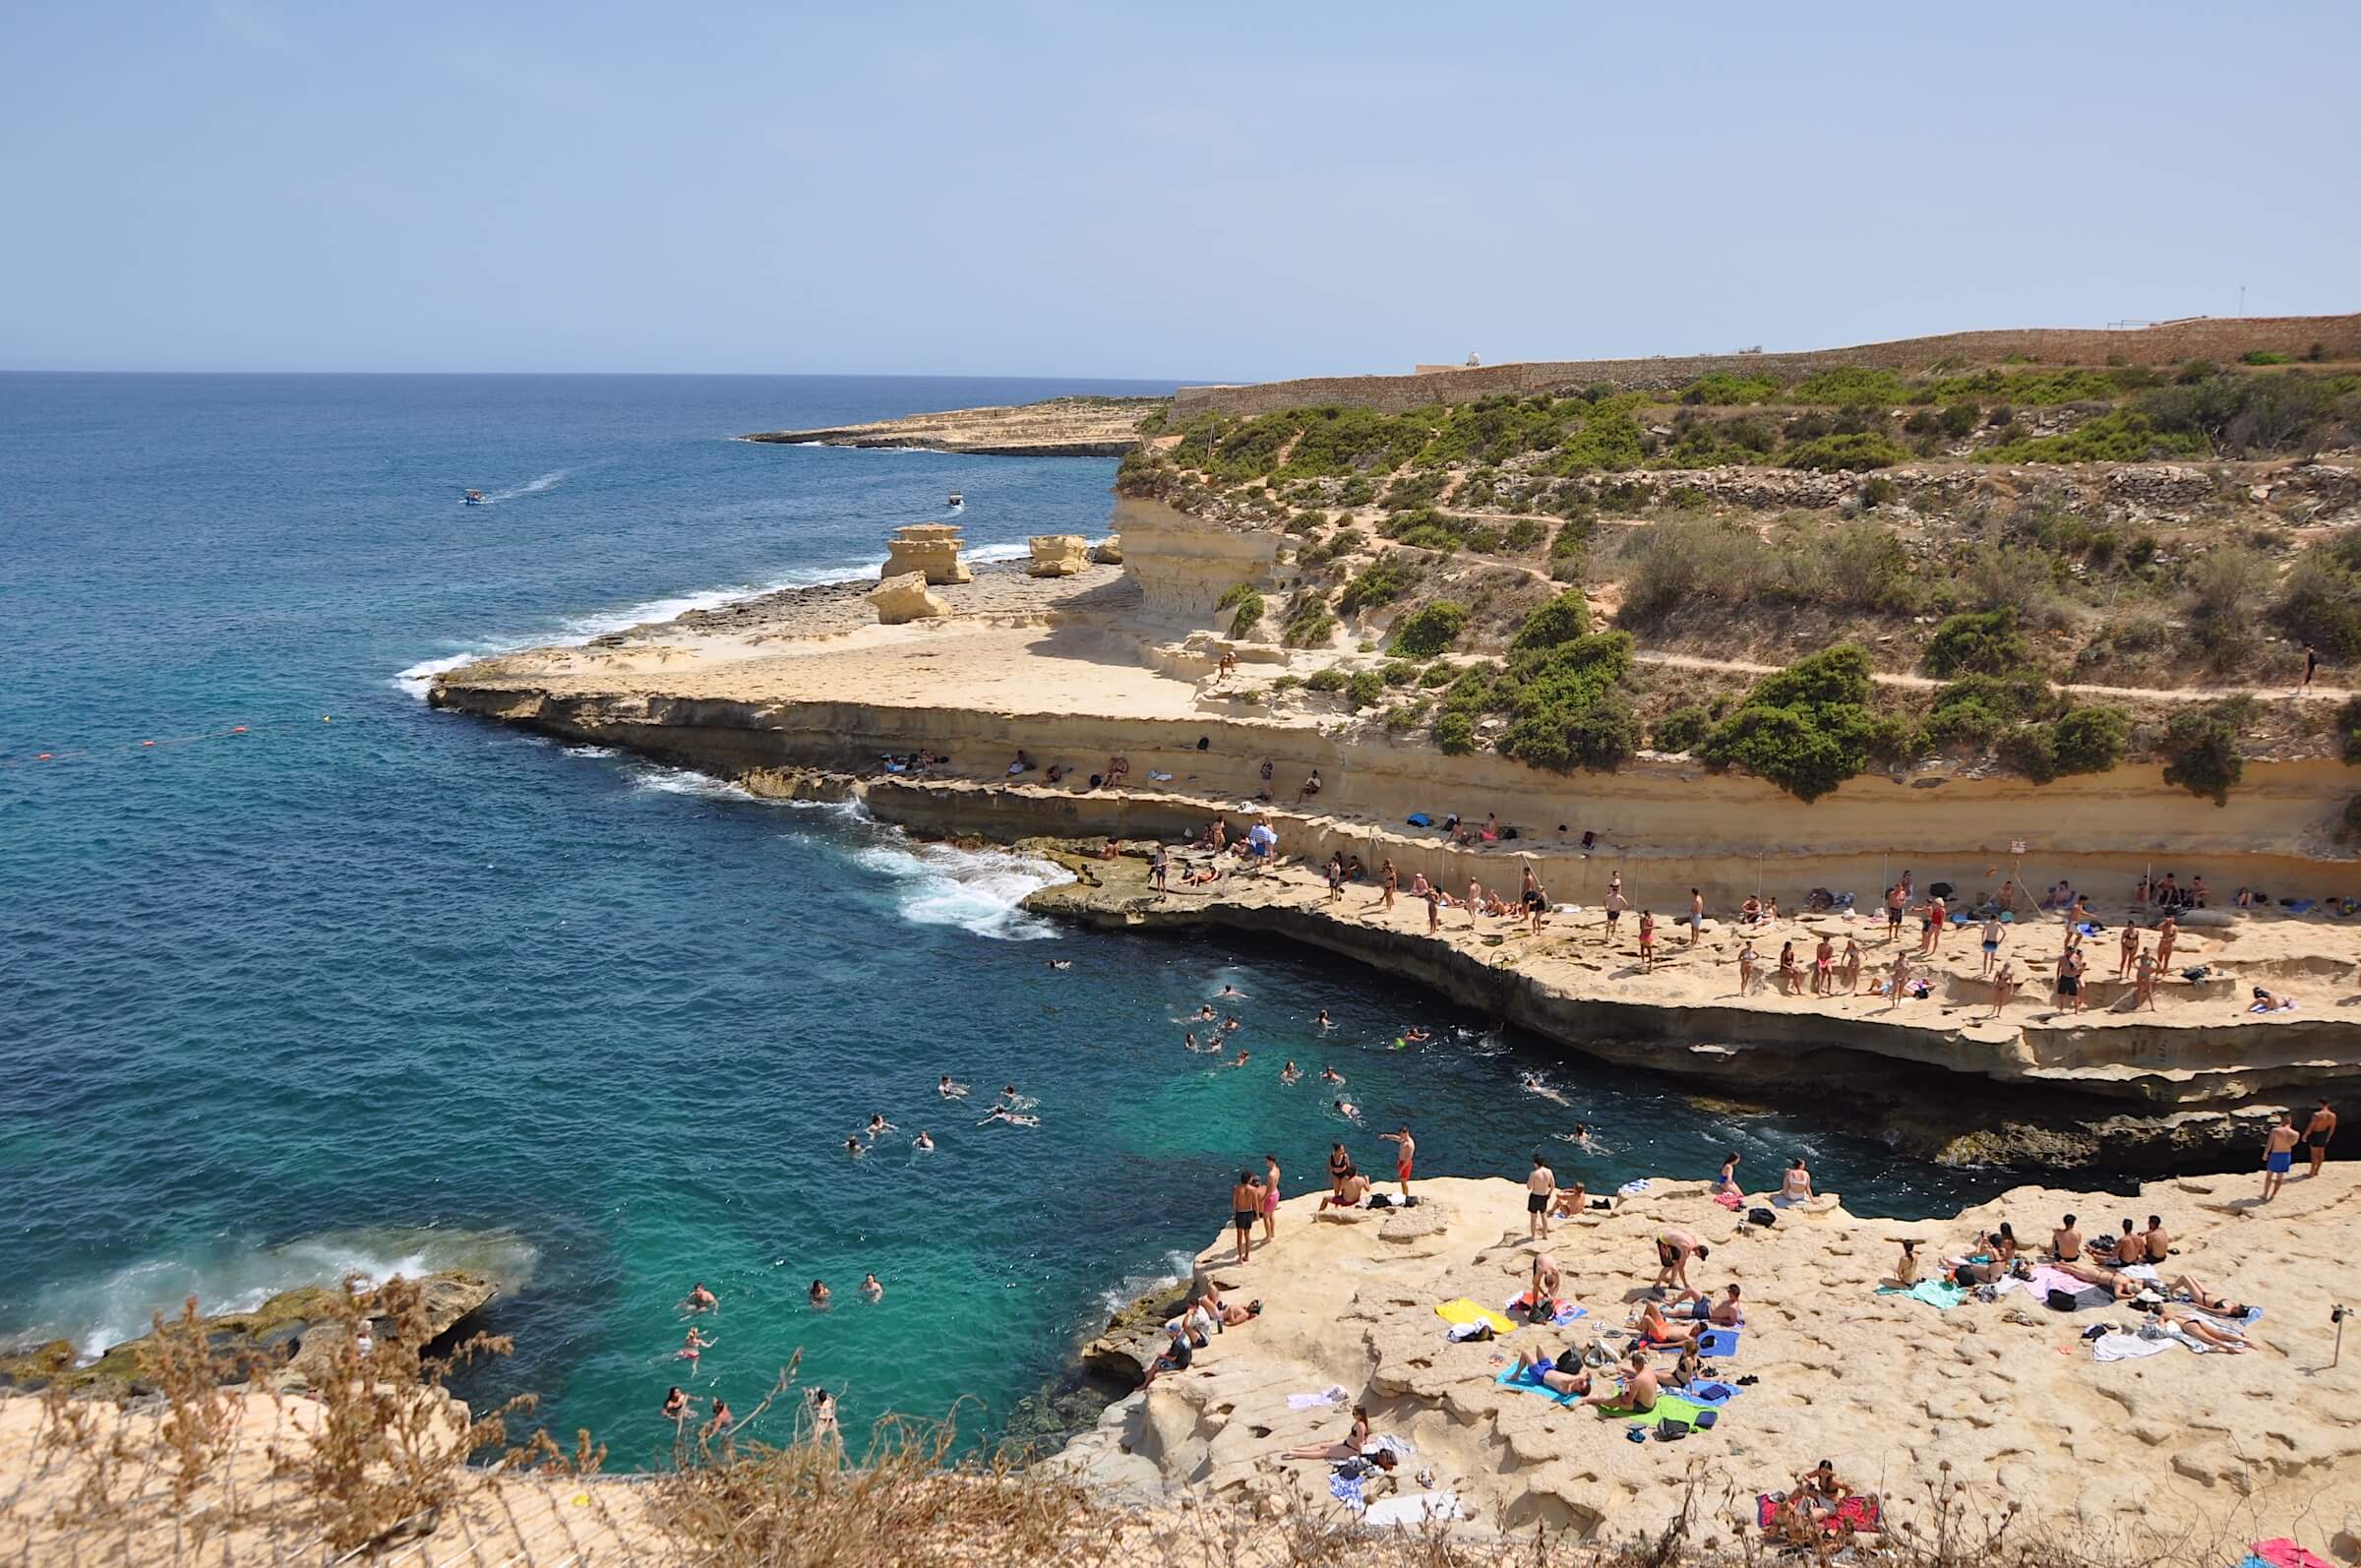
xmin=1511 ymin=589 xmax=1591 ymax=653
xmin=1345 ymin=670 xmax=1385 ymax=709
xmin=1432 ymin=710 xmax=1478 ymax=754
xmin=1304 ymin=667 xmax=1349 ymax=693
xmin=1219 ymin=586 xmax=1266 ymax=639
xmin=1337 ymin=555 xmax=1422 ymax=614
xmin=1652 ymin=704 xmax=1714 ymax=754
xmin=2160 ymin=701 xmax=2249 ymax=806
xmin=2336 ymin=695 xmax=2361 ymax=764
xmin=1783 ymin=434 xmax=1911 ymax=471
xmin=1980 ymin=409 xmax=2210 ymax=463
xmin=2275 ymin=538 xmax=2361 ymax=659
xmin=1923 ymin=608 xmax=2033 ymax=679
xmin=2050 ymin=704 xmax=2131 ymax=775
xmin=1698 ymin=645 xmax=1894 ymax=803
xmin=1492 ymin=633 xmax=1641 ymax=773
xmin=1387 ymin=601 xmax=1467 ymax=658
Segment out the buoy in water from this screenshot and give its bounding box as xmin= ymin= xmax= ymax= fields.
xmin=322 ymin=715 xmax=332 ymax=723
xmin=142 ymin=741 xmax=155 ymax=748
xmin=35 ymin=753 xmax=53 ymax=760
xmin=232 ymin=726 xmax=247 ymax=734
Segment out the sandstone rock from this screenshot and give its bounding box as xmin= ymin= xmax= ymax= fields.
xmin=882 ymin=522 xmax=972 ymax=585
xmin=868 ymin=571 xmax=950 ymax=625
xmin=1088 ymin=533 xmax=1123 ymax=565
xmin=1379 ymin=1199 xmax=1451 ymax=1242
xmin=1026 ymin=534 xmax=1091 ymax=577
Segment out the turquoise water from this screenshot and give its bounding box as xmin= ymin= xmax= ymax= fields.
xmin=0 ymin=374 xmax=2015 ymax=1464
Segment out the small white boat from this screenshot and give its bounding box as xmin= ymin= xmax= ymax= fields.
xmin=947 ymin=492 xmax=964 ymax=509
xmin=461 ymin=489 xmax=487 ymax=506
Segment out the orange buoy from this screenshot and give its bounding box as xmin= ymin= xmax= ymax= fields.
xmin=142 ymin=740 xmax=156 ymax=748
xmin=232 ymin=726 xmax=248 ymax=734
xmin=35 ymin=754 xmax=53 ymax=760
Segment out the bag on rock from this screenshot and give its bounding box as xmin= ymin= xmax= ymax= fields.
xmin=1749 ymin=1207 xmax=1777 ymax=1228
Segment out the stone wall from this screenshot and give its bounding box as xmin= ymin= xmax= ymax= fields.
xmin=1174 ymin=313 xmax=2361 ymax=419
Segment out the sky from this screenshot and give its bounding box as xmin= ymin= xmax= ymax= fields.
xmin=2 ymin=2 xmax=2355 ymax=380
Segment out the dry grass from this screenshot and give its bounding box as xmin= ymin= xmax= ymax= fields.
xmin=4 ymin=1281 xmax=2340 ymax=1566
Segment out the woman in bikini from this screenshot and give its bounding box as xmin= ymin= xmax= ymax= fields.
xmin=1278 ymin=1405 xmax=1371 ymax=1460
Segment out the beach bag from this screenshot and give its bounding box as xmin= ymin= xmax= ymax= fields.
xmin=1749 ymin=1207 xmax=1777 ymax=1228
xmin=1447 ymin=1319 xmax=1493 ymax=1343
xmin=1655 ymin=1416 xmax=1691 ymax=1440
xmin=1694 ymin=1408 xmax=1719 ymax=1429
xmin=2045 ymin=1288 xmax=2079 ymax=1312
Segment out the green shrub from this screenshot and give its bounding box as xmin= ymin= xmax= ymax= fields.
xmin=1381 ymin=658 xmax=1421 ymax=686
xmin=1489 ymin=633 xmax=1640 ymax=774
xmin=1793 ymin=367 xmax=1907 ymax=406
xmin=1998 ymin=723 xmax=2059 ymax=783
xmin=1432 ymin=710 xmax=1478 ymax=754
xmin=1784 ymin=433 xmax=1910 ymax=471
xmin=1678 ymin=371 xmax=1785 ymax=404
xmin=1980 ymin=409 xmax=2210 ymax=463
xmin=1381 ymin=470 xmax=1448 ymax=511
xmin=1282 ymin=611 xmax=1338 ymax=648
xmin=1388 ymin=601 xmax=1468 ymax=658
xmin=1225 ymin=588 xmax=1266 ymax=638
xmin=1502 ymin=517 xmax=1545 ymax=552
xmin=2243 ymin=350 xmax=2291 ymax=366
xmin=2335 ymin=696 xmax=2361 ymax=764
xmin=2277 ymin=548 xmax=2361 ymax=659
xmin=1923 ymin=608 xmax=2033 ymax=679
xmin=1304 ymin=667 xmax=1349 ymax=693
xmin=1653 ymin=704 xmax=1714 ymax=754
xmin=1379 ymin=507 xmax=1474 ymax=552
xmin=1858 ymin=475 xmax=1898 ymax=507
xmin=1297 ymin=526 xmax=1366 ymax=568
xmin=1268 ymin=674 xmax=1302 ymax=693
xmin=1337 ymin=555 xmax=1421 ymax=613
xmin=2050 ymin=705 xmax=2130 ymax=774
xmin=1698 ymin=645 xmax=1884 ymax=803
xmin=2160 ymin=701 xmax=2248 ymax=805
xmin=1346 ymin=669 xmax=1385 ymax=709
xmin=1511 ymin=588 xmax=1591 ymax=652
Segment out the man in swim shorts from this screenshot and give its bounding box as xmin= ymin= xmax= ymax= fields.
xmin=1230 ymin=1170 xmax=1260 ymax=1264
xmin=1379 ymin=1125 xmax=1416 ymax=1197
xmin=2263 ymin=1112 xmax=2302 ymax=1201
xmin=1651 ymin=1229 xmax=1710 ymax=1294
xmin=2305 ymin=1099 xmax=2337 ymax=1177
xmin=1527 ymin=1152 xmax=1557 ymax=1239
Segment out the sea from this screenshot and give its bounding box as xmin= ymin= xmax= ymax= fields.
xmin=0 ymin=373 xmax=2020 ymax=1465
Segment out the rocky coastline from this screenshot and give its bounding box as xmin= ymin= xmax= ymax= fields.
xmin=743 ymin=394 xmax=1160 ymax=456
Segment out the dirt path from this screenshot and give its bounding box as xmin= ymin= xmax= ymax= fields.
xmin=1631 ymin=648 xmax=2353 ymax=704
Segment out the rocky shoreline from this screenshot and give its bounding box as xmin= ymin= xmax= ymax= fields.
xmin=743 ymin=394 xmax=1161 ymax=456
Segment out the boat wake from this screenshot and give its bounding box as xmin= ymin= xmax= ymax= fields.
xmin=6 ymin=1227 xmax=538 ymax=1361
xmin=471 ymin=470 xmax=570 ymax=505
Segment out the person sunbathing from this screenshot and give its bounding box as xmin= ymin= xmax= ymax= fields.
xmin=1633 ymin=1299 xmax=1702 ymax=1348
xmin=1509 ymin=1346 xmax=1593 ymax=1397
xmin=1548 ymin=1180 xmax=1589 ymax=1219
xmin=2166 ymin=1276 xmax=2251 ymax=1319
xmin=1577 ymin=1350 xmax=1660 ymax=1412
xmin=1181 ymin=864 xmax=1221 ymax=886
xmin=2150 ymin=1304 xmax=2250 ymax=1352
xmin=2055 ymin=1257 xmax=2144 ymax=1298
xmin=1889 ymin=1238 xmax=1919 ymax=1287
xmin=1278 ymin=1406 xmax=1372 ymax=1461
xmin=1671 ymin=1283 xmax=1745 ymax=1326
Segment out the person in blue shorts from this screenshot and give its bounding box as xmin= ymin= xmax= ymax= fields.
xmin=2263 ymin=1112 xmax=2302 ymax=1201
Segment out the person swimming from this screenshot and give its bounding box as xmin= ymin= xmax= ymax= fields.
xmin=1047 ymin=958 xmax=1072 ymax=971
xmin=1335 ymin=1098 xmax=1362 ymax=1121
xmin=914 ymin=1130 xmax=935 ymax=1151
xmin=662 ymin=1386 xmax=690 ymax=1419
xmin=980 ymin=1105 xmax=1040 ymax=1127
xmin=1280 ymin=1059 xmax=1302 ymax=1084
xmin=866 ymin=1114 xmax=894 ymax=1138
xmin=1402 ymin=1026 xmax=1431 ymax=1044
xmin=861 ymin=1273 xmax=883 ymax=1300
xmin=1520 ymin=1073 xmax=1569 ymax=1104
xmin=810 ymin=1280 xmax=830 ymax=1307
xmin=938 ymin=1075 xmax=968 ymax=1099
xmin=1197 ymin=1004 xmax=1218 ymax=1021
xmin=1222 ymin=1015 xmax=1241 ymax=1032
xmin=1315 ymin=1009 xmax=1333 ymax=1030
xmin=844 ymin=1136 xmax=864 ymax=1157
xmin=1320 ymin=1065 xmax=1345 ymax=1084
xmin=1217 ymin=984 xmax=1242 ymax=999
xmin=1229 ymin=1051 xmax=1250 ymax=1068
xmin=1182 ymin=1031 xmax=1197 ymax=1052
xmin=684 ymin=1281 xmax=717 ymax=1312
xmin=679 ymin=1327 xmax=712 ymax=1360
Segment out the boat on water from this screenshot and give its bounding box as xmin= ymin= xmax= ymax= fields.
xmin=947 ymin=492 xmax=964 ymax=509
xmin=461 ymin=489 xmax=487 ymax=506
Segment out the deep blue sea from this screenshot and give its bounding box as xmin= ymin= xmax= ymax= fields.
xmin=0 ymin=374 xmax=2015 ymax=1463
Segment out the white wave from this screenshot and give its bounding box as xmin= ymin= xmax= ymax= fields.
xmin=470 ymin=469 xmax=570 ymax=505
xmin=627 ymin=763 xmax=762 ymax=804
xmin=7 ymin=1228 xmax=537 ymax=1362
xmin=393 ymin=650 xmax=483 ymax=698
xmin=1094 ymin=1249 xmax=1197 ymax=1316
xmin=562 ymin=745 xmax=618 ymax=758
xmin=848 ymin=835 xmax=1072 ymax=940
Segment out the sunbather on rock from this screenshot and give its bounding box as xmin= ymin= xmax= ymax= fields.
xmin=1577 ymin=1349 xmax=1661 ymax=1413
xmin=1510 ymin=1346 xmax=1593 ymax=1397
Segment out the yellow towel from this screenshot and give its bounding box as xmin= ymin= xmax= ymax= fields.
xmin=1434 ymin=1298 xmax=1519 ymax=1336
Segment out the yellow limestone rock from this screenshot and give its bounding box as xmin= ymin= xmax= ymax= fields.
xmin=882 ymin=523 xmax=972 ymax=585
xmin=1027 ymin=534 xmax=1091 ymax=577
xmin=867 ymin=571 xmax=950 ymax=625
xmin=1088 ymin=533 xmax=1123 ymax=565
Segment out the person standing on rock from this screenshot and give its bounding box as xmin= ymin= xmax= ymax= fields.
xmin=1688 ymin=887 xmax=1705 ymax=945
xmin=1527 ymin=1152 xmax=1558 ymax=1240
xmin=1424 ymin=880 xmax=1442 ymax=934
xmin=1262 ymin=1153 xmax=1283 ymax=1245
xmin=1522 ymin=867 xmax=1548 ymax=932
xmin=1638 ymin=910 xmax=1657 ymax=971
xmin=1604 ymin=885 xmax=1629 ymax=943
xmin=1151 ymin=842 xmax=1170 ymax=898
xmin=1980 ymin=915 xmax=2006 ymax=978
xmin=1883 ymin=882 xmax=1907 ymax=943
xmin=2134 ymin=944 xmax=2159 ymax=1009
xmin=1651 ymin=1229 xmax=1709 ymax=1295
xmin=1379 ymin=859 xmax=1397 ymax=913
xmin=1231 ymin=1170 xmax=1261 ymax=1264
xmin=2303 ymin=641 xmax=2321 ymax=693
xmin=1379 ymin=1125 xmax=1416 ymax=1198
xmin=2263 ymin=1112 xmax=2303 ymax=1201
xmin=2117 ymin=921 xmax=2142 ymax=981
xmin=2305 ymin=1100 xmax=2338 ymax=1178
xmin=2155 ymin=914 xmax=2179 ymax=976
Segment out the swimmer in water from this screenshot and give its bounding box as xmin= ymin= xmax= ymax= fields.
xmin=980 ymin=1106 xmax=1040 ymax=1127
xmin=861 ymin=1273 xmax=883 ymax=1300
xmin=866 ymin=1114 xmax=895 ymax=1138
xmin=1321 ymin=1065 xmax=1346 ymax=1084
xmin=1229 ymin=1050 xmax=1250 ymax=1068
xmin=810 ymin=1279 xmax=830 ymax=1307
xmin=1402 ymin=1027 xmax=1431 ymax=1044
xmin=1335 ymin=1098 xmax=1362 ymax=1121
xmin=1280 ymin=1059 xmax=1302 ymax=1084
xmin=1217 ymin=984 xmax=1242 ymax=999
xmin=938 ymin=1075 xmax=968 ymax=1099
xmin=1182 ymin=1031 xmax=1197 ymax=1052
xmin=914 ymin=1130 xmax=935 ymax=1151
xmin=1047 ymin=958 xmax=1072 ymax=970
xmin=1572 ymin=1123 xmax=1595 ymax=1152
xmin=684 ymin=1281 xmax=717 ymax=1312
xmin=845 ymin=1135 xmax=864 ymax=1157
xmin=1520 ymin=1073 xmax=1569 ymax=1105
xmin=1316 ymin=1009 xmax=1333 ymax=1030
xmin=1197 ymin=1004 xmax=1218 ymax=1021
xmin=679 ymin=1327 xmax=713 ymax=1360
xmin=1223 ymin=1015 xmax=1242 ymax=1033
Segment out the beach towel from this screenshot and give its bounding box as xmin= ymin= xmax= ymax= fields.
xmin=1494 ymin=1360 xmax=1582 ymax=1406
xmin=2122 ymin=1263 xmax=2162 ymax=1284
xmin=1435 ymin=1298 xmax=1518 ymax=1337
xmin=2092 ymin=1331 xmax=2175 ymax=1361
xmin=1685 ymin=1380 xmax=1739 ymax=1407
xmin=1697 ymin=1327 xmax=1740 ymax=1358
xmin=1596 ymin=1392 xmax=1713 ymax=1425
xmin=1713 ymin=1189 xmax=1743 ymax=1210
xmin=1616 ymin=1178 xmax=1652 ymax=1197
xmin=1406 ymin=813 xmax=1432 ymax=827
xmin=1329 ymin=1470 xmax=1365 ymax=1509
xmin=1148 ymin=770 xmax=1173 ymax=781
xmin=1503 ymin=1294 xmax=1589 ymax=1327
xmin=1287 ymin=1385 xmax=1349 ymax=1411
xmin=1367 ymin=1433 xmax=1416 ymax=1463
xmin=1834 ymin=1494 xmax=1883 ymax=1534
xmin=1364 ymin=1490 xmax=1466 ymax=1528
xmin=1879 ymin=1279 xmax=1968 ymax=1310
xmin=2253 ymin=1539 xmax=2337 ymax=1568
xmin=2026 ymin=1265 xmax=2083 ymax=1301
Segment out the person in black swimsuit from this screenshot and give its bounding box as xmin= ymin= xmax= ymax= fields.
xmin=1327 ymin=1141 xmax=1352 ymax=1195
xmin=1230 ymin=1171 xmax=1260 ymax=1264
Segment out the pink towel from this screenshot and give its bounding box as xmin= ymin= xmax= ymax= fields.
xmin=2254 ymin=1540 xmax=2334 ymax=1568
xmin=2026 ymin=1265 xmax=2082 ymax=1299
xmin=1713 ymin=1190 xmax=1743 ymax=1210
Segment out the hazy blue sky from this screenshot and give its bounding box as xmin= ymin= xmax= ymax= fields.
xmin=4 ymin=2 xmax=2354 ymax=378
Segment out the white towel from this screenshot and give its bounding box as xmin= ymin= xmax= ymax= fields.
xmin=2091 ymin=1332 xmax=2175 ymax=1361
xmin=1287 ymin=1385 xmax=1348 ymax=1411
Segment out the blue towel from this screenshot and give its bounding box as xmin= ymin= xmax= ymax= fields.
xmin=1493 ymin=1361 xmax=1580 ymax=1406
xmin=1407 ymin=813 xmax=1431 ymax=827
xmin=1697 ymin=1327 xmax=1740 ymax=1358
xmin=1687 ymin=1380 xmax=1738 ymax=1406
xmin=1330 ymin=1470 xmax=1364 ymax=1508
